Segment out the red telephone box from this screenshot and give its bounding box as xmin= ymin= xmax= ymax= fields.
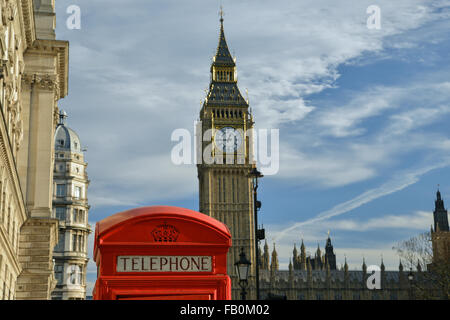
xmin=93 ymin=206 xmax=231 ymax=300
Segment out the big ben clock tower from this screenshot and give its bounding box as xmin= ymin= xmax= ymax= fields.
xmin=197 ymin=12 xmax=258 ymax=300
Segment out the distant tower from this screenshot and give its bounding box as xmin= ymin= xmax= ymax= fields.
xmin=292 ymin=244 xmax=298 ymax=269
xmin=270 ymin=244 xmax=279 ymax=271
xmin=324 ymin=233 xmax=337 ymax=270
xmin=262 ymin=240 xmax=270 ymax=270
xmin=51 ymin=111 xmax=91 ymax=300
xmin=300 ymin=239 xmax=307 ymax=270
xmin=433 ymin=189 xmax=449 ymax=232
xmin=431 ymin=189 xmax=450 ymax=266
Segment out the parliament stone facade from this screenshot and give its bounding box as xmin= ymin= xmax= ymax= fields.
xmin=256 ymin=190 xmax=449 ymax=300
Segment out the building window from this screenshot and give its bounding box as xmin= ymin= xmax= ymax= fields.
xmin=68 ymin=265 xmax=81 ymax=285
xmin=71 ymin=232 xmax=85 ymax=252
xmin=223 ymin=177 xmax=226 ymax=202
xmin=55 ymin=207 xmax=65 ymax=220
xmin=74 ymin=186 xmax=81 ymax=199
xmin=353 ymin=293 xmax=360 ymax=300
xmin=55 ymin=264 xmax=63 ymax=285
xmin=73 ymin=209 xmax=84 ymax=223
xmin=232 ymin=177 xmax=235 ymax=203
xmin=236 ymin=177 xmax=239 ymax=203
xmin=218 ymin=178 xmax=221 ymax=202
xmin=55 ymin=232 xmax=65 ymax=251
xmin=56 ymin=184 xmax=66 ymax=197
xmin=72 ymin=233 xmax=77 ymax=251
xmin=390 ymin=292 xmax=398 ymax=300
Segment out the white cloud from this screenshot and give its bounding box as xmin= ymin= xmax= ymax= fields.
xmin=316 ymin=87 xmax=399 ymax=138
xmin=272 ymin=78 xmax=450 ymax=189
xmin=53 ymin=1 xmax=450 ymax=227
xmin=387 ymin=105 xmax=450 ymax=136
xmin=266 ymin=211 xmax=433 ymax=270
xmin=327 ymin=211 xmax=432 ymax=231
xmin=273 ymin=160 xmax=450 ymax=241
xmin=275 ymin=144 xmax=377 ymax=187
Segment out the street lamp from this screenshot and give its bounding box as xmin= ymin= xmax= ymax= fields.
xmin=235 ymin=248 xmax=251 ymax=300
xmin=408 ymin=268 xmax=414 ymax=300
xmin=248 ymin=167 xmax=264 ymax=300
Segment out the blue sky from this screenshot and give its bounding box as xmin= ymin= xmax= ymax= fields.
xmin=54 ymin=0 xmax=450 ymax=292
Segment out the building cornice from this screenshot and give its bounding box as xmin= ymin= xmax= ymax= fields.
xmin=18 ymin=0 xmax=36 ymax=49
xmin=24 ymin=39 xmax=69 ymax=100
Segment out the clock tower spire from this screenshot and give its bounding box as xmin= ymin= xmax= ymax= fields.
xmin=197 ymin=12 xmax=257 ymax=300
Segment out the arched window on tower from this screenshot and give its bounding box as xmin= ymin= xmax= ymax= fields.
xmin=223 ymin=177 xmax=226 ymax=202
xmin=218 ymin=177 xmax=221 ymax=203
xmin=232 ymin=177 xmax=235 ymax=203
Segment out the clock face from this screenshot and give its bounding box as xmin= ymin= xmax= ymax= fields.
xmin=214 ymin=127 xmax=243 ymax=153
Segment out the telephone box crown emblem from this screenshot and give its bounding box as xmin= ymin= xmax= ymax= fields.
xmin=152 ymin=222 xmax=179 ymax=242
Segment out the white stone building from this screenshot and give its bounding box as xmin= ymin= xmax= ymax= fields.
xmin=0 ymin=0 xmax=69 ymax=300
xmin=51 ymin=111 xmax=91 ymax=300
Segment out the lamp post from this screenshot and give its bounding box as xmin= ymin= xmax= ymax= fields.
xmin=408 ymin=268 xmax=414 ymax=300
xmin=235 ymin=248 xmax=251 ymax=300
xmin=248 ymin=167 xmax=264 ymax=300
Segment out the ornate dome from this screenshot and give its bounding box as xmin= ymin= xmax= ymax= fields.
xmin=54 ymin=110 xmax=82 ymax=153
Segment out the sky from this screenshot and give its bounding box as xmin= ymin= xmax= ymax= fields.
xmin=54 ymin=0 xmax=450 ymax=293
